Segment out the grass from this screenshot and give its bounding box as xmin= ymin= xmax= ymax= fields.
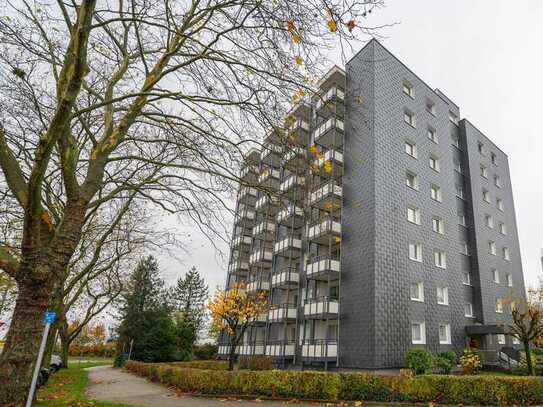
xmin=35 ymin=358 xmax=140 ymax=407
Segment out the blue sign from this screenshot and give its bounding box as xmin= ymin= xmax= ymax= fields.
xmin=43 ymin=311 xmax=56 ymax=324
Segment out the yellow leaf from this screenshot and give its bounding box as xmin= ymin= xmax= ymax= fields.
xmin=346 ymin=19 xmax=356 ymax=32
xmin=41 ymin=211 xmax=54 ymax=231
xmin=292 ymin=34 xmax=302 ymax=44
xmin=295 ymin=56 xmax=303 ymax=65
xmin=286 ymin=20 xmax=295 ymax=33
xmin=335 ymin=236 xmax=342 ymax=243
xmin=327 ymin=19 xmax=337 ymax=33
xmin=323 ymin=160 xmax=333 ymax=173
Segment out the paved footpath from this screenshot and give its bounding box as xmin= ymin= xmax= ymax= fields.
xmin=86 ymin=365 xmax=327 ymax=407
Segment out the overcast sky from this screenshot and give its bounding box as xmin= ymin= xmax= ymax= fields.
xmin=159 ymin=0 xmax=543 ymax=292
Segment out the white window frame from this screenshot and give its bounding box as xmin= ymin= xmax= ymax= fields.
xmin=499 ymin=222 xmax=507 ymax=235
xmin=411 ymin=321 xmax=426 ymax=344
xmin=496 ymin=298 xmax=503 ymax=313
xmin=485 ymin=214 xmax=494 ymax=229
xmin=497 ymin=198 xmax=504 ymax=211
xmin=404 ymin=109 xmax=416 ymax=127
xmin=460 ymin=241 xmax=470 ymax=256
xmin=494 ymin=175 xmax=502 ymax=188
xmin=403 ymin=80 xmax=414 ymax=98
xmin=488 ymin=241 xmax=496 ymax=255
xmin=405 ymin=140 xmax=417 ymax=158
xmin=426 ymin=99 xmax=436 ymax=116
xmin=483 ymin=189 xmax=490 ymax=203
xmin=432 ymin=217 xmax=444 ymax=234
xmin=507 ymin=274 xmax=513 ymax=287
xmin=465 ymin=302 xmax=474 ymax=317
xmin=409 ymin=242 xmax=423 ymax=262
xmin=428 ymin=127 xmax=438 ymax=143
xmin=497 ymin=334 xmax=506 ymax=345
xmin=434 ymin=250 xmax=447 ymax=269
xmin=410 ymin=282 xmax=424 ymax=302
xmin=491 ymin=152 xmax=497 ymax=165
xmin=430 ymin=184 xmax=442 ymax=202
xmin=492 ymin=268 xmax=500 ymax=284
xmin=437 ymin=286 xmax=449 ymax=305
xmin=455 ymin=184 xmax=465 ymax=199
xmin=480 ymin=164 xmax=488 ymax=178
xmin=407 ymin=206 xmax=421 ymax=225
xmin=439 ymin=323 xmax=451 ymax=345
xmin=406 ymin=171 xmax=419 ymax=190
xmin=503 ymin=247 xmax=510 ymax=261
xmin=429 ymin=155 xmax=440 ymax=172
xmin=462 ymin=272 xmax=471 ymax=286
xmin=453 ymin=159 xmax=462 ymax=173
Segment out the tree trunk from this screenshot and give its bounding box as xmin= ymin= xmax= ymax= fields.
xmin=60 ymin=333 xmax=70 ymax=368
xmin=524 ymin=340 xmax=535 ymax=376
xmin=228 ymin=340 xmax=237 ymax=371
xmin=0 ymin=278 xmax=54 ymax=405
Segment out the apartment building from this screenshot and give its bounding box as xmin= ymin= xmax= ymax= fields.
xmin=220 ymin=39 xmax=526 ymax=369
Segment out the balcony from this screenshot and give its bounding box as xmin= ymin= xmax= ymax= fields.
xmin=231 ymin=235 xmax=252 ymax=249
xmin=314 ymin=118 xmax=344 ymax=148
xmin=265 ymin=340 xmax=296 ymax=358
xmin=261 ymin=142 xmax=283 ymax=167
xmin=286 ymin=119 xmax=310 ymax=146
xmin=240 ymin=165 xmax=258 ymax=182
xmin=306 ymin=254 xmax=341 ymax=281
xmin=250 ymin=312 xmax=268 ymax=325
xmin=313 ymin=149 xmax=343 ymax=176
xmin=315 ymin=86 xmax=345 ymax=112
xmin=309 ymin=182 xmax=342 ymax=210
xmin=280 ymin=175 xmax=305 ymax=198
xmin=283 ymin=146 xmax=306 ymax=168
xmin=268 ymin=303 xmax=297 ymax=322
xmin=255 ymin=194 xmax=280 ymax=214
xmin=258 ymin=167 xmax=281 ymax=189
xmin=303 ymin=296 xmax=339 ymax=319
xmin=273 ymin=237 xmax=302 ymax=258
xmin=238 ymin=341 xmax=266 ymax=356
xmin=228 ymin=259 xmax=249 ymax=275
xmin=307 ymin=219 xmax=341 ymax=245
xmin=234 ymin=206 xmax=256 ymax=225
xmin=271 ymin=267 xmax=299 ymax=289
xmin=247 ymin=278 xmax=270 ymax=293
xmin=218 ymin=344 xmax=232 ymax=356
xmin=238 ymin=186 xmax=257 ymax=204
xmin=249 ymin=248 xmax=273 ymax=267
xmin=301 ymin=339 xmax=338 ymax=361
xmin=252 ymin=220 xmax=276 ymax=240
xmin=277 ymin=205 xmax=304 ymax=228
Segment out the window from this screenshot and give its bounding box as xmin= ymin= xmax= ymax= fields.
xmin=410 ymin=282 xmax=424 ymax=302
xmin=494 ymin=175 xmax=502 ymax=188
xmin=407 ymin=206 xmax=421 ymax=225
xmin=411 ymin=321 xmax=426 ymax=344
xmin=485 ymin=214 xmax=494 ymax=228
xmin=409 ymin=242 xmax=423 ymax=262
xmin=453 ymin=159 xmax=462 ymax=173
xmin=404 ymin=109 xmax=416 ymax=127
xmin=405 ymin=140 xmax=417 ymax=158
xmin=430 ymin=184 xmax=442 ymax=202
xmin=428 ymin=127 xmax=438 ymax=143
xmin=451 ymin=133 xmax=460 ymax=148
xmin=492 ymin=268 xmax=500 ymax=284
xmin=497 ymin=334 xmax=506 ymax=345
xmin=429 ymin=155 xmax=440 ymax=172
xmin=449 ymin=111 xmax=459 ymax=125
xmin=491 ymin=152 xmax=497 ymax=165
xmin=406 ymin=171 xmax=419 ymax=190
xmin=403 ymin=80 xmax=414 ymax=97
xmin=465 ymin=302 xmax=474 ymax=317
xmin=512 ymin=337 xmax=520 ymax=345
xmin=503 ymin=247 xmax=510 ymax=261
xmin=455 ymin=184 xmax=465 ymax=199
xmin=499 ymin=222 xmax=507 ymax=235
xmin=462 ymin=272 xmax=471 ymax=285
xmin=497 ymin=198 xmax=504 ymax=211
xmin=482 ymin=189 xmax=490 ymax=203
xmin=507 ymin=274 xmax=513 ymax=287
xmin=432 ymin=217 xmax=444 ymax=234
xmin=439 ymin=324 xmax=451 ymax=344
xmin=460 ymin=241 xmax=470 ymax=255
xmin=458 ymin=214 xmax=467 ymax=227
xmin=478 ymin=141 xmax=485 ymax=155
xmin=496 ymin=298 xmax=503 ymax=313
xmin=437 ymin=286 xmax=449 ymax=305
xmin=480 ymin=164 xmax=488 ymax=178
xmin=488 ymin=241 xmax=496 ymax=255
xmin=426 ymin=98 xmax=436 ymax=115
xmin=434 ymin=250 xmax=447 ymax=269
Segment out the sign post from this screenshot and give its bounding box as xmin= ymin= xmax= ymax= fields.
xmin=25 ymin=311 xmax=56 ymax=407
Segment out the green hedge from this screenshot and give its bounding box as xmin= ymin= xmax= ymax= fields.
xmin=125 ymin=361 xmax=543 ymax=405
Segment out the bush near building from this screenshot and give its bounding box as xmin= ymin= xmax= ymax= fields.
xmin=125 ymin=361 xmax=543 ymax=405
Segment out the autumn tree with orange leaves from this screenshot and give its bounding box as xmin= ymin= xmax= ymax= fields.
xmin=208 ymin=283 xmax=268 ymax=370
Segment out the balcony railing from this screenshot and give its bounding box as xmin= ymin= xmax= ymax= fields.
xmin=301 ymin=339 xmax=338 ymax=360
xmin=231 ymin=235 xmax=252 ymax=249
xmin=250 ymin=312 xmax=268 ymax=324
xmin=258 ymin=167 xmax=281 ymax=188
xmin=273 ymin=237 xmax=302 ymax=258
xmin=315 ymin=87 xmax=345 ymax=111
xmin=228 ymin=259 xmax=249 ymax=275
xmin=249 ymin=248 xmax=273 ymax=266
xmin=307 ymin=219 xmax=341 ymax=244
xmin=265 ymin=340 xmax=296 ymax=358
xmin=306 ymin=254 xmax=341 ymax=280
xmin=268 ymin=303 xmax=297 ymax=322
xmin=246 ymin=278 xmax=270 ymax=293
xmin=238 ymin=341 xmax=266 ymax=356
xmin=271 ymin=267 xmax=300 ymax=288
xmin=283 ymin=146 xmax=306 ymax=167
xmin=277 ymin=205 xmax=304 ymax=227
xmin=261 ymin=142 xmax=283 ymax=166
xmin=313 ymin=149 xmax=343 ymax=175
xmin=238 ymin=186 xmax=257 ymax=203
xmin=303 ymin=296 xmax=339 ymax=318
xmin=280 ymin=175 xmax=305 ymax=197
xmin=255 ymin=195 xmax=280 ymax=213
xmin=252 ymin=220 xmax=276 ymax=239
xmin=309 ymin=182 xmax=342 ymax=210
xmin=240 ymin=165 xmax=258 ymax=181
xmin=314 ymin=118 xmax=344 ymax=148
xmin=235 ymin=206 xmax=256 ymax=224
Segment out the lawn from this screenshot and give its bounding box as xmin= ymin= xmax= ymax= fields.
xmin=35 ymin=358 xmax=140 ymax=407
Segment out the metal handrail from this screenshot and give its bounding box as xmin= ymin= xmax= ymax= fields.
xmin=306 ymin=253 xmax=340 ymax=264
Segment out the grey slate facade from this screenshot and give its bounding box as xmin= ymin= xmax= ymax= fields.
xmin=221 ymin=39 xmax=526 ymax=369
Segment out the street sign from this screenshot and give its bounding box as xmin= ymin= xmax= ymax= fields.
xmin=43 ymin=311 xmax=56 ymax=325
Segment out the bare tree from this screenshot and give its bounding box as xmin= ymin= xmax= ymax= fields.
xmin=0 ymin=0 xmax=389 ymax=402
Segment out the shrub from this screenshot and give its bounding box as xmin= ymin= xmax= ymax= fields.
xmin=194 ymin=343 xmax=218 ymax=360
xmin=460 ymin=349 xmax=482 ymax=375
xmin=125 ymin=361 xmax=543 ymax=405
xmin=434 ymin=351 xmax=456 ymax=374
xmin=405 ymin=349 xmax=433 ymax=375
xmin=238 ymin=355 xmax=273 ymax=370
xmin=166 ymin=360 xmax=228 ymax=370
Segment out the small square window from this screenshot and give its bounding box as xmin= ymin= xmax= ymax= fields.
xmin=494 ymin=175 xmax=502 ymax=188
xmin=480 ymin=164 xmax=488 ymax=178
xmin=449 ymin=111 xmax=459 ymax=125
xmin=491 ymin=152 xmax=497 ymax=165
xmin=496 ymin=299 xmax=503 ymax=313
xmin=411 ymin=321 xmax=426 ymax=344
xmin=428 ymin=127 xmax=438 ymax=143
xmin=485 ymin=214 xmax=494 ymax=228
xmin=458 ymin=214 xmax=467 ymax=227
xmin=451 ymin=133 xmax=460 ymax=148
xmin=503 ymin=247 xmax=510 ymax=261
xmin=426 ymin=99 xmax=436 ymax=115
xmin=434 ymin=250 xmax=447 ymax=269
xmin=460 ymin=241 xmax=470 ymax=255
xmin=406 ymin=171 xmax=419 ymax=190
xmin=409 ymin=242 xmax=423 ymax=262
xmin=437 ymin=286 xmax=449 ymax=305
xmin=497 ymin=198 xmax=504 ymax=211
xmin=455 ymin=184 xmax=465 ymax=199
xmin=439 ymin=323 xmax=451 ymax=344
xmin=478 ymin=141 xmax=485 ymax=155
xmin=499 ymin=222 xmax=507 ymax=235
xmin=492 ymin=268 xmax=500 ymax=283
xmin=404 ymin=109 xmax=416 ymax=127
xmin=432 ymin=217 xmax=444 ymax=234
xmin=407 ymin=206 xmax=421 ymax=225
xmin=403 ymin=81 xmax=414 ymax=98
xmin=489 ymin=241 xmax=496 ymax=255
xmin=482 ymin=189 xmax=490 ymax=203
xmin=410 ymin=282 xmax=424 ymax=302
xmin=453 ymin=159 xmax=463 ymax=173
xmin=405 ymin=140 xmax=417 ymax=158
xmin=465 ymin=303 xmax=474 ymax=317
xmin=462 ymin=272 xmax=471 ymax=285
xmin=507 ymin=274 xmax=513 ymax=287
xmin=430 ymin=184 xmax=442 ymax=202
xmin=497 ymin=334 xmax=505 ymax=345
xmin=429 ymin=155 xmax=440 ymax=172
